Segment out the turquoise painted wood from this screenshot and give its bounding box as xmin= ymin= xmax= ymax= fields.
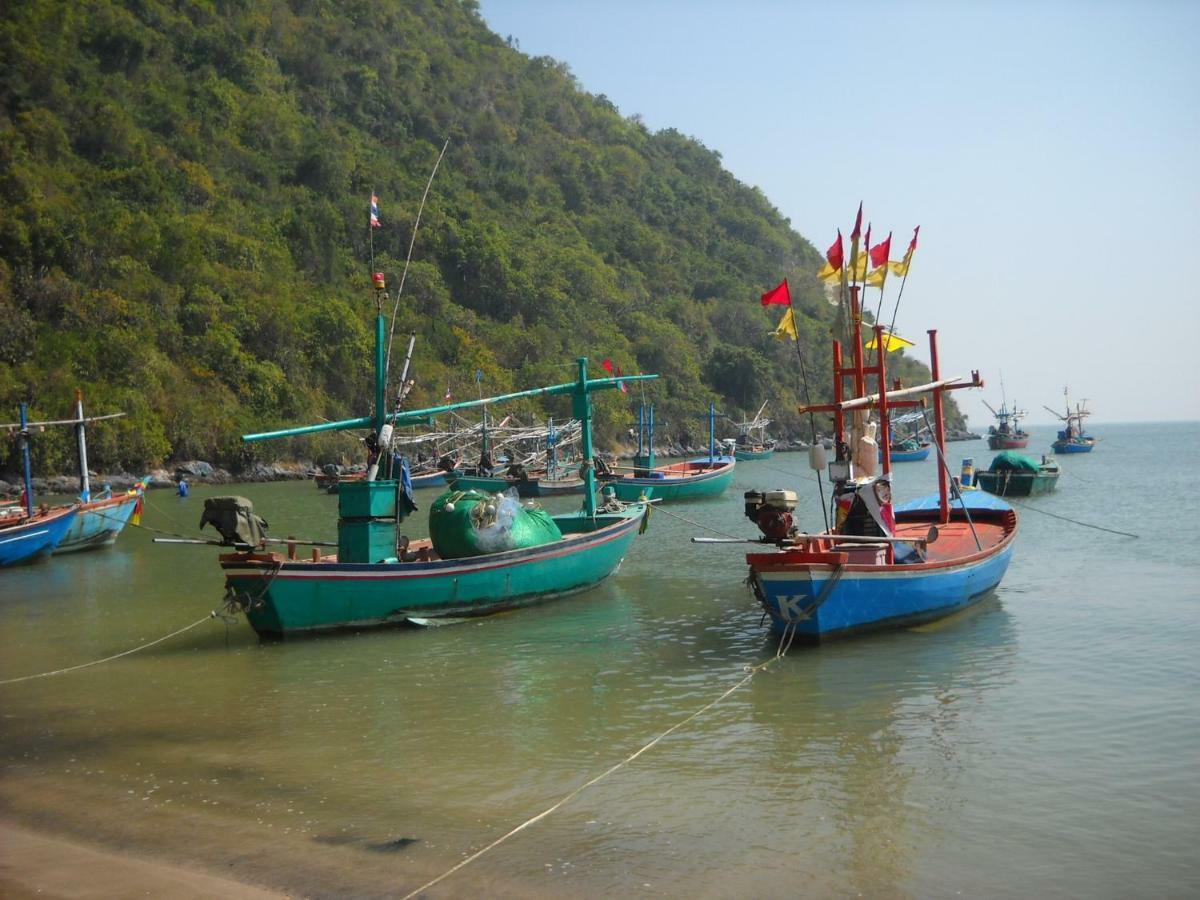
xmin=601 ymin=457 xmax=735 ymax=502
xmin=221 ymin=506 xmax=644 ymax=636
xmin=734 ymin=447 xmax=774 ymax=461
xmin=55 ymin=490 xmax=142 ymax=554
xmin=0 ymin=505 xmax=77 ymax=566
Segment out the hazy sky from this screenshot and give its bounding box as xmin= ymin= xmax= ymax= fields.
xmin=479 ymin=0 xmax=1200 ymax=426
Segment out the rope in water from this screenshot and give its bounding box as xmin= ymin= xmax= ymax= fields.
xmin=1003 ymin=497 xmax=1139 ymax=538
xmin=400 ymin=649 xmax=789 ymax=900
xmin=643 ymin=502 xmax=745 ymax=541
xmin=0 ymin=611 xmax=224 ymax=686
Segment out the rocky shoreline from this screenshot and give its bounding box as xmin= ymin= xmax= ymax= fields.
xmin=0 ymin=431 xmax=982 ymax=499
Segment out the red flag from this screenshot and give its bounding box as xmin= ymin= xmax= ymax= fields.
xmin=870 ymin=232 xmax=892 ymax=268
xmin=760 ymin=279 xmax=791 ymax=306
xmin=850 ymin=202 xmax=863 ymax=241
xmin=616 ymin=364 xmax=628 ymax=393
xmin=826 ymin=230 xmax=844 ymax=271
xmin=601 ymin=358 xmax=616 ymax=376
xmin=908 ymin=225 xmax=920 ymax=253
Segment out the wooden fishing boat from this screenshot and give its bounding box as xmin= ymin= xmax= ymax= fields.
xmin=1046 ymin=388 xmax=1095 ymax=453
xmin=727 ymin=244 xmax=1017 ymax=643
xmin=0 ymin=504 xmax=78 ymax=566
xmin=984 ymin=397 xmax=1030 ymax=449
xmin=195 ymin=277 xmax=655 ymax=637
xmin=884 ymin=437 xmax=931 ymax=462
xmin=975 ymin=452 xmax=1059 ymax=497
xmin=55 ymin=484 xmax=145 ymax=553
xmin=1 ymin=396 xmax=139 ymax=562
xmin=449 ymin=468 xmax=585 ymax=497
xmin=733 ymin=402 xmax=776 ymax=460
xmin=599 ymin=403 xmax=735 ymax=502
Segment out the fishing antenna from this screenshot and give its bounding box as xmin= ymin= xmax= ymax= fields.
xmin=383 ymin=137 xmax=451 ymax=387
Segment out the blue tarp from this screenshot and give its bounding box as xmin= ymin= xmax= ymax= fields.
xmin=895 ymin=490 xmax=1012 ymax=513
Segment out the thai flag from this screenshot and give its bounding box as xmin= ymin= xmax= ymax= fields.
xmin=444 ymin=386 xmax=452 ymax=401
xmin=370 ymin=194 xmax=381 ymax=229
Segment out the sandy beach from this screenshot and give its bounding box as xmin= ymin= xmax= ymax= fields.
xmin=0 ymin=821 xmax=290 ymax=899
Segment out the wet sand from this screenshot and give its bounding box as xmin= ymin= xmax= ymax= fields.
xmin=0 ymin=821 xmax=290 ymax=899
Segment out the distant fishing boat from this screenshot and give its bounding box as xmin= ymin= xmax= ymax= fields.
xmin=0 ymin=504 xmax=77 ymax=567
xmin=712 ymin=221 xmax=1017 ymax=643
xmin=732 ymin=402 xmax=776 ymax=460
xmin=975 ymin=452 xmax=1060 ymax=497
xmin=449 ymin=418 xmax=585 ymax=496
xmin=1 ymin=393 xmax=141 ymax=560
xmin=879 ymin=412 xmax=932 ymax=461
xmin=186 ymin=272 xmax=654 ymax=637
xmin=984 ymin=395 xmax=1030 ymax=450
xmin=599 ymin=403 xmax=735 ymax=502
xmin=1046 ymin=388 xmax=1095 ymax=453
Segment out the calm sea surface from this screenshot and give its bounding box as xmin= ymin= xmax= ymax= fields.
xmin=1 ymin=422 xmax=1197 ymax=898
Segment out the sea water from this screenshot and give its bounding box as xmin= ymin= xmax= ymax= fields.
xmin=1 ymin=422 xmax=1197 ymax=898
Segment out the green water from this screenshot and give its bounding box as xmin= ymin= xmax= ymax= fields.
xmin=2 ymin=423 xmax=1197 ymax=898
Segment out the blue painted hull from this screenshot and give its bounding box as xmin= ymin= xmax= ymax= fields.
xmin=883 ymin=446 xmax=931 ymax=462
xmin=751 ymin=544 xmax=1014 ymax=639
xmin=1052 ymin=440 xmax=1094 ymax=453
xmin=0 ymin=506 xmax=78 ymax=566
xmin=55 ymin=493 xmax=140 ymax=553
xmin=410 ymin=470 xmax=449 ymax=489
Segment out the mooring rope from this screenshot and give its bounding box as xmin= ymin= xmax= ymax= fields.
xmin=1003 ymin=497 xmax=1139 ymax=538
xmin=400 ymin=649 xmax=787 ymax=900
xmin=0 ymin=608 xmax=229 ymax=686
xmin=645 ymin=503 xmax=745 ymax=541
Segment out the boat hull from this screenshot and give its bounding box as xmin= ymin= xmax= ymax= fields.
xmin=885 ymin=446 xmax=931 ymax=462
xmin=220 ymin=508 xmax=645 ymax=636
xmin=601 ymin=458 xmax=735 ymax=502
xmin=734 ymin=447 xmax=774 ymax=461
xmin=987 ymin=435 xmax=1029 ymax=450
xmin=1052 ymin=439 xmax=1094 ymax=453
xmin=0 ymin=506 xmax=78 ymax=566
xmin=55 ymin=492 xmax=141 ymax=553
xmin=747 ymin=503 xmax=1017 ymax=641
xmin=448 ymin=473 xmax=585 ymax=497
xmin=976 ymin=470 xmax=1059 ymax=497
xmin=410 ymin=470 xmax=450 ymax=489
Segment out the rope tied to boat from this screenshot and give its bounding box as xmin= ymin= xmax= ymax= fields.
xmin=0 ymin=597 xmax=240 ymax=686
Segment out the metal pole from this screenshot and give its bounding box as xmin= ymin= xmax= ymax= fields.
xmin=75 ymin=389 xmax=90 ymax=502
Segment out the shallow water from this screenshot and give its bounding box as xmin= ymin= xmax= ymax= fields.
xmin=1 ymin=422 xmax=1197 ymax=898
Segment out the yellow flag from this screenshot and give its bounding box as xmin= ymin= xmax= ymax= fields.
xmin=889 ymin=247 xmax=915 ymax=278
xmin=818 ymin=256 xmax=868 ymax=283
xmin=866 ymin=265 xmax=887 ymax=288
xmin=770 ymin=307 xmax=798 ymax=341
xmin=864 ymin=330 xmax=915 ymax=351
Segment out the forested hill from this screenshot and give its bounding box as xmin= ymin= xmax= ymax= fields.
xmin=0 ymin=0 xmax=953 ymax=475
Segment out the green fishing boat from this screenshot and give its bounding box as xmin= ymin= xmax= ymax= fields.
xmin=599 ymin=403 xmax=735 ymax=502
xmin=976 ymin=451 xmax=1060 ymax=497
xmin=199 ymin=277 xmax=655 ymax=637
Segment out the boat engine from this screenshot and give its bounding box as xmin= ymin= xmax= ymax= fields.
xmin=743 ymin=489 xmax=799 ymax=541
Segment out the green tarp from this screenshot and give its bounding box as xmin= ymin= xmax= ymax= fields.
xmin=429 ymin=489 xmax=562 ymax=559
xmin=989 ymin=451 xmax=1041 ymax=473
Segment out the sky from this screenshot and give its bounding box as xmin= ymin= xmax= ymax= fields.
xmin=479 ymin=0 xmax=1200 ymax=426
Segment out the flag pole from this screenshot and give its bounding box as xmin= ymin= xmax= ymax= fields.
xmin=782 ymin=288 xmax=830 ymax=531
xmin=884 ymin=228 xmax=920 ymax=369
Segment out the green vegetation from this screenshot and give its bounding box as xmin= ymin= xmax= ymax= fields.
xmin=0 ymin=0 xmax=958 ymax=476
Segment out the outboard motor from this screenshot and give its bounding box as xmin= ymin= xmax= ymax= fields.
xmin=743 ymin=489 xmax=799 ymax=541
xmin=199 ymin=496 xmax=269 ymax=549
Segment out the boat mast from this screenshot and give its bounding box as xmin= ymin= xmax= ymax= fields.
xmin=18 ymin=403 xmax=34 ymax=517
xmin=927 ymin=329 xmax=950 ymax=523
xmin=74 ymin=389 xmax=90 ymax=502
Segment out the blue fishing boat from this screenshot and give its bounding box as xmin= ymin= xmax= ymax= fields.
xmin=0 ymin=403 xmax=78 ymax=566
xmin=727 ymin=232 xmax=1017 ymax=643
xmin=55 ymin=484 xmax=146 ymax=553
xmin=885 ymin=438 xmax=931 ymax=462
xmin=1045 ymin=388 xmax=1095 ymax=453
xmin=599 ymin=403 xmax=735 ymax=502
